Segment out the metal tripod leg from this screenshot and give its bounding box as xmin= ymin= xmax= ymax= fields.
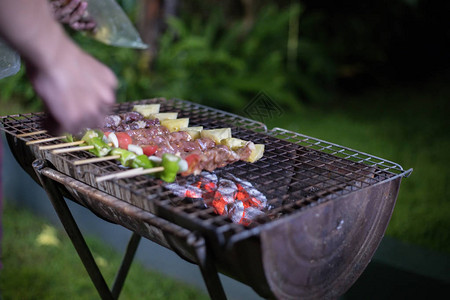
xmin=33 ymin=159 xmax=140 ymax=300
xmin=189 ymin=234 xmax=227 ymax=300
xmin=112 ymin=232 xmax=141 ymax=298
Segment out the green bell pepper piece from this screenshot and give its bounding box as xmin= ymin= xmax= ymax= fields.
xmin=111 ymin=148 xmax=136 ymax=167
xmin=62 ymin=133 xmax=74 ymax=143
xmin=93 ymin=129 xmax=105 ymax=139
xmin=88 ymin=137 xmax=111 ymax=157
xmin=131 ymin=155 xmax=155 ymax=169
xmin=81 ymin=129 xmax=99 ymax=144
xmin=160 ymin=153 xmax=180 ymax=183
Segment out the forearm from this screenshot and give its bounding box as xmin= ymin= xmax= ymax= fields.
xmin=0 ymin=0 xmax=72 ymax=70
xmin=0 ymin=0 xmax=117 ymax=135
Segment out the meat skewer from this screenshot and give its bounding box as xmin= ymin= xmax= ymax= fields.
xmin=18 ymin=105 xmax=264 ymax=182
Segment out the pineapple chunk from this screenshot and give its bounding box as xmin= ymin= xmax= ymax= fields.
xmin=182 ymin=126 xmax=203 ymax=131
xmin=161 ymin=118 xmax=190 ymax=132
xmin=221 ymin=137 xmax=248 ymax=151
xmin=132 ymin=104 xmax=160 ymax=117
xmin=180 ymin=126 xmax=203 ymax=139
xmin=246 ymin=144 xmax=265 ymax=163
xmin=200 ymin=128 xmax=232 ymax=144
xmin=149 ymin=112 xmax=178 ymax=121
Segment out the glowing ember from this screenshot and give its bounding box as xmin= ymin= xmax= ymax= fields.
xmin=166 ymin=172 xmax=267 ymax=225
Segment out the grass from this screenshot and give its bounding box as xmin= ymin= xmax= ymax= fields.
xmin=0 ymin=201 xmax=208 ymax=300
xmin=264 ymin=75 xmax=450 ymax=254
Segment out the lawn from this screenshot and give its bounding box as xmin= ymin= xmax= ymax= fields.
xmin=0 ymin=201 xmax=208 ymax=300
xmin=264 ymin=74 xmax=450 ymax=254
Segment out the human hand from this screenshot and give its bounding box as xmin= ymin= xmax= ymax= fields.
xmin=26 ymin=41 xmax=117 ymax=135
xmin=50 ymin=0 xmax=96 ymax=31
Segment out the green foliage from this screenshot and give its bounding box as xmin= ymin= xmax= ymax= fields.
xmin=1 ymin=3 xmax=336 ymax=114
xmin=149 ymin=4 xmax=307 ymax=112
xmin=0 ymin=202 xmax=208 ymax=299
xmin=0 ymin=66 xmax=40 ymax=113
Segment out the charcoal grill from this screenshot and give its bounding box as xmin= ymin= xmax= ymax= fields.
xmin=1 ymin=98 xmax=412 ymax=299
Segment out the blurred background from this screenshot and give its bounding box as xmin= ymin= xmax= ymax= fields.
xmin=1 ymin=0 xmax=449 ymax=298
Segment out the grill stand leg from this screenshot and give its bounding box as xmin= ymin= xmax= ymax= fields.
xmin=112 ymin=232 xmax=141 ymax=298
xmin=32 ymin=159 xmax=140 ymax=300
xmin=188 ymin=234 xmax=227 ymax=300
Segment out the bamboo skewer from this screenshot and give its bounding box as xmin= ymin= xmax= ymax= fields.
xmin=73 ymin=155 xmax=121 ymax=166
xmin=95 ymin=167 xmax=144 ymax=182
xmin=52 ymin=145 xmax=94 ymax=154
xmin=51 ymin=143 xmax=113 ymax=154
xmin=39 ymin=140 xmax=85 ymax=150
xmin=26 ymin=135 xmax=66 ymax=145
xmin=96 ymin=166 xmax=165 ymax=182
xmin=17 ymin=130 xmax=48 ymax=138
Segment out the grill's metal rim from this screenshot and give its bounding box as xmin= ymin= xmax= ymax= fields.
xmin=268 ymin=127 xmax=412 ymax=178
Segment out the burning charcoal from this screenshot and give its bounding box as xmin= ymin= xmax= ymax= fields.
xmin=201 ymin=171 xmax=218 ymax=183
xmin=227 ymin=174 xmax=268 ymax=208
xmin=217 ymin=179 xmax=238 ymax=204
xmin=165 ymin=182 xmax=203 ymax=198
xmin=212 ymin=194 xmax=229 ymax=215
xmin=246 ymin=185 xmax=267 ymax=207
xmin=241 ymin=206 xmax=265 ymax=225
xmin=164 ymin=171 xmax=269 ymax=226
xmin=227 ymin=201 xmax=245 ymax=224
xmin=165 ymin=182 xmax=207 ymax=207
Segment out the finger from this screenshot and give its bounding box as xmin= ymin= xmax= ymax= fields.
xmin=59 ymin=0 xmax=81 ymax=17
xmin=104 ymin=68 xmax=118 ymax=90
xmin=68 ymin=1 xmax=88 ymax=25
xmin=70 ymin=22 xmax=81 ymax=30
xmin=70 ymin=22 xmax=84 ymax=31
xmin=70 ymin=20 xmax=96 ymax=32
xmin=100 ymin=84 xmax=117 ymax=107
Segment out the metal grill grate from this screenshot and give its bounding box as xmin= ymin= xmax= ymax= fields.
xmin=1 ymin=98 xmax=411 ymax=237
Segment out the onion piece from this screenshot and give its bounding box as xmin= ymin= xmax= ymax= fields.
xmin=148 ymin=156 xmax=162 ymax=164
xmin=178 ymin=159 xmax=188 ymax=173
xmin=108 ymin=132 xmax=119 ymax=148
xmin=128 ymin=144 xmax=143 ymax=155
